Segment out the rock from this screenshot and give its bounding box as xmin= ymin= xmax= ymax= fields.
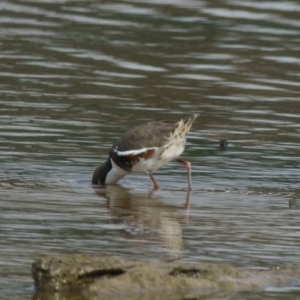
xmin=32 ymin=255 xmax=134 ymax=291
xmin=32 ymin=255 xmax=300 ymax=300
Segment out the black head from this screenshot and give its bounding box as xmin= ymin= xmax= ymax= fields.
xmin=92 ymin=158 xmax=112 ymax=185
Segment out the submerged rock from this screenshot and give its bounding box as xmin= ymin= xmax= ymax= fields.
xmin=219 ymin=140 xmax=228 ymax=150
xmin=32 ymin=254 xmax=300 ymax=300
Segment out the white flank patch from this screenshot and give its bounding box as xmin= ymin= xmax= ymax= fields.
xmin=131 ymin=142 xmax=185 ymax=173
xmin=114 ymin=146 xmax=158 ymax=156
xmin=105 ymin=158 xmax=128 ymax=184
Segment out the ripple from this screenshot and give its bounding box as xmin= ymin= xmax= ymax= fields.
xmin=168 ymin=74 xmax=222 ymax=81
xmin=202 ymin=8 xmax=275 ymax=20
xmin=264 ymin=56 xmax=300 ymax=64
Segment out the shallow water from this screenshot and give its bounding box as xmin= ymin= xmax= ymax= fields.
xmin=1 ymin=0 xmax=300 ymax=299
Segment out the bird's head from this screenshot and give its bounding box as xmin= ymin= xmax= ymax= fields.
xmin=92 ymin=158 xmax=112 ymax=185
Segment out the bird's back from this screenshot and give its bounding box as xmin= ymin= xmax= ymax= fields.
xmin=113 ymin=114 xmax=198 ymax=152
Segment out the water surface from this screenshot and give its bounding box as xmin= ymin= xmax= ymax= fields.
xmin=1 ymin=0 xmax=300 ymax=299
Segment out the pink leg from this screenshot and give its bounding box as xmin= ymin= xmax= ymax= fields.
xmin=149 ymin=172 xmax=160 ymax=190
xmin=184 ymin=190 xmax=191 ymax=223
xmin=177 ymin=159 xmax=192 ymax=190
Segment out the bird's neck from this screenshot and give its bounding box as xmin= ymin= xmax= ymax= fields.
xmin=105 ymin=158 xmax=128 ymax=184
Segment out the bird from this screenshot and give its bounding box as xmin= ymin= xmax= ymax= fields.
xmin=92 ymin=114 xmax=198 ymax=190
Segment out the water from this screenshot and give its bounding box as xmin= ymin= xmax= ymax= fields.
xmin=1 ymin=0 xmax=300 ymax=299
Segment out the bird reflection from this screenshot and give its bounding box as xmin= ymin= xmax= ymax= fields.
xmin=94 ymin=185 xmax=191 ymax=260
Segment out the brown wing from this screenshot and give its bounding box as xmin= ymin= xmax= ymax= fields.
xmin=113 ymin=120 xmax=176 ymax=152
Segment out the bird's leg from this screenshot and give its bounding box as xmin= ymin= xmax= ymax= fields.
xmin=149 ymin=172 xmax=160 ymax=190
xmin=176 ymin=159 xmax=192 ymax=190
xmin=183 ymin=190 xmax=191 ymax=223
